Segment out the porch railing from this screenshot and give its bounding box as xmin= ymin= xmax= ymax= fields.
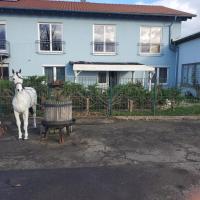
xmin=91 ymin=41 xmax=119 ymax=55
xmin=35 ymin=40 xmax=66 ymax=53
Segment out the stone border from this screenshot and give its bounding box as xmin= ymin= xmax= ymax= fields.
xmin=113 ymin=116 xmax=200 ymax=121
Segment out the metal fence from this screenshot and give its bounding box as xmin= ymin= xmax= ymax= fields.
xmin=1 ymin=76 xmax=200 ymax=119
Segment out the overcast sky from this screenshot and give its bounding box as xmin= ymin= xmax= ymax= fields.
xmin=65 ymin=0 xmax=199 ymax=37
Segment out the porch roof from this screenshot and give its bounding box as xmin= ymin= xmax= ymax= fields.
xmin=72 ymin=62 xmax=155 ymax=72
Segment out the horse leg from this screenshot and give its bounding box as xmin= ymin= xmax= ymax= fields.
xmin=14 ymin=111 xmax=22 ymax=139
xmin=33 ymin=104 xmax=37 ymax=128
xmin=23 ymin=109 xmax=29 ymax=140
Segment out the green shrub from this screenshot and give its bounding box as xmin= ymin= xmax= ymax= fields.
xmin=156 ymin=86 xmax=183 ymax=105
xmin=63 ymin=81 xmax=86 ymax=97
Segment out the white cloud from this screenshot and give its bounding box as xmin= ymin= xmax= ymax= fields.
xmin=136 ymin=0 xmax=200 ymax=37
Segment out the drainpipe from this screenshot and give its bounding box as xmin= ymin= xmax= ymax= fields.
xmin=168 ymin=16 xmax=179 ymax=87
xmin=168 ymin=16 xmax=177 ymax=52
xmin=175 ymin=45 xmax=179 ymax=87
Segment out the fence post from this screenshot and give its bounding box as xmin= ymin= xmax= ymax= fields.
xmin=130 ymin=100 xmax=133 ymax=112
xmin=86 ymin=97 xmax=90 ymax=115
xmin=108 ymin=79 xmax=113 ymax=116
xmin=153 ymin=81 xmax=157 ymax=116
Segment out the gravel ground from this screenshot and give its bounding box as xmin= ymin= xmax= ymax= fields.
xmin=0 ymin=118 xmax=200 ymax=200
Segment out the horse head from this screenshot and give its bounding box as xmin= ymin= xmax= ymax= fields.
xmin=12 ymin=69 xmax=24 ymax=92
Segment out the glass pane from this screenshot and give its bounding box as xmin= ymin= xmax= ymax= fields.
xmin=94 ymin=42 xmax=104 ymax=52
xmin=94 ymin=25 xmax=104 ymax=42
xmin=188 ymin=65 xmax=195 ymax=85
xmin=0 ymin=24 xmax=6 ymax=50
xmin=56 ymin=67 xmax=65 ymax=81
xmin=150 ymin=44 xmax=160 ymax=54
xmin=159 ymin=68 xmax=167 ymax=83
xmin=52 ymin=24 xmax=62 ymax=51
xmin=105 ymin=26 xmax=115 ymax=52
xmin=182 ymin=65 xmax=188 ymax=84
xmin=94 ymin=25 xmax=104 ymax=52
xmin=105 ymin=26 xmax=115 ymax=42
xmin=98 ymin=72 xmax=107 ymax=83
xmin=140 ymin=27 xmax=151 ymax=43
xmin=195 ymin=64 xmax=200 ymax=85
xmin=106 ymin=42 xmax=115 ymax=52
xmin=40 ymin=24 xmax=50 ymax=51
xmin=45 ymin=67 xmax=53 ymax=83
xmin=150 ymin=27 xmax=161 ymax=44
xmin=141 ymin=43 xmax=150 ymax=53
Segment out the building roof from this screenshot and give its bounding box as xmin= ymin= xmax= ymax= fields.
xmin=0 ymin=0 xmax=196 ymax=20
xmin=173 ymin=32 xmax=200 ymax=45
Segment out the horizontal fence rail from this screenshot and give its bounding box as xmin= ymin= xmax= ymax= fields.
xmin=1 ymin=76 xmax=200 ymax=119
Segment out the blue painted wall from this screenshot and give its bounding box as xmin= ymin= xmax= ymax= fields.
xmin=177 ymin=38 xmax=200 ymax=86
xmin=1 ymin=13 xmax=182 ymax=86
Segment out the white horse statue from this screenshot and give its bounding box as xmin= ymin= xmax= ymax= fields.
xmin=12 ymin=69 xmax=37 ymax=140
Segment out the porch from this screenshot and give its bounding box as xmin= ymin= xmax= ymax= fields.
xmin=71 ymin=61 xmax=155 ymax=91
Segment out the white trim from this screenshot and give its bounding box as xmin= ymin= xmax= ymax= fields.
xmin=38 ymin=23 xmax=63 ymax=54
xmin=139 ymin=26 xmax=163 ymax=55
xmin=42 ymin=64 xmax=65 ymax=67
xmin=73 ymin=64 xmax=155 ymax=72
xmin=93 ymin=24 xmax=117 ymax=55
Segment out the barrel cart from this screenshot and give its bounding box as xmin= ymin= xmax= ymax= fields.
xmin=40 ymin=81 xmax=75 ymax=144
xmin=40 ymin=100 xmax=75 ymax=143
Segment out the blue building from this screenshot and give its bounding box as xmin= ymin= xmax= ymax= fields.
xmin=174 ymin=32 xmax=200 ymax=96
xmin=0 ymin=0 xmax=195 ymax=88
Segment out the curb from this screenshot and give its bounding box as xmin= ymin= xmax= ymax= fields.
xmin=113 ymin=116 xmax=200 ymax=121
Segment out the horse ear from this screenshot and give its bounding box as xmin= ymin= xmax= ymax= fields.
xmin=12 ymin=69 xmax=15 ymax=74
xmin=19 ymin=69 xmax=21 ymax=73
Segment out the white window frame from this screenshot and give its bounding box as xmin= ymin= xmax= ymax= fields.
xmin=152 ymin=67 xmax=169 ymax=85
xmin=93 ymin=24 xmax=116 ymax=55
xmin=42 ymin=65 xmax=66 ymax=82
xmin=139 ymin=26 xmax=162 ymax=55
xmin=38 ymin=23 xmax=63 ymax=54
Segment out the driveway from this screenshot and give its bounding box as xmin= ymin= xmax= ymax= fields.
xmin=0 ymin=118 xmax=200 ymax=200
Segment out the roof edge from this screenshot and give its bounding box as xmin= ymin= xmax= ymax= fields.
xmin=173 ymin=32 xmax=200 ymax=45
xmin=0 ymin=6 xmax=195 ymax=20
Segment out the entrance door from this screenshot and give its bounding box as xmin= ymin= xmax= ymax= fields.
xmin=109 ymin=71 xmax=118 ymax=86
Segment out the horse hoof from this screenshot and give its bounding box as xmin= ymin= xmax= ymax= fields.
xmin=24 ymin=137 xmax=28 ymax=140
xmin=18 ymin=137 xmax=22 ymax=140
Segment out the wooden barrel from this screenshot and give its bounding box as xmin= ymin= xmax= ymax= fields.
xmin=44 ymin=100 xmax=72 ymax=122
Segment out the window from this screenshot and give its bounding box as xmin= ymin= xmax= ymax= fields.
xmin=44 ymin=66 xmax=65 ymax=83
xmin=140 ymin=27 xmax=162 ymax=54
xmin=93 ymin=25 xmax=116 ymax=54
xmin=98 ymin=72 xmax=107 ymax=83
xmin=39 ymin=23 xmax=63 ymax=52
xmin=152 ymin=67 xmax=168 ymax=84
xmin=182 ymin=64 xmax=200 ymax=86
xmin=0 ymin=66 xmax=9 ymax=80
xmin=0 ymin=24 xmax=6 ymax=51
